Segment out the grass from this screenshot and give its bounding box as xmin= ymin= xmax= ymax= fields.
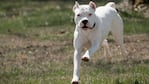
xmin=121 ymin=11 xmax=149 ymax=34
xmin=0 ymin=1 xmax=148 ymax=35
xmin=0 ymin=1 xmax=149 ymax=84
xmin=1 ymin=58 xmax=149 ymax=84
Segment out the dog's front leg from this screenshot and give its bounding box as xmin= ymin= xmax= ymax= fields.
xmin=82 ymin=41 xmax=100 ymax=62
xmin=72 ymin=34 xmax=83 ymax=84
xmin=72 ymin=49 xmax=81 ymax=84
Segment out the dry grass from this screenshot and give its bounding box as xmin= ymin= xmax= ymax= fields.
xmin=0 ymin=33 xmax=149 ymax=84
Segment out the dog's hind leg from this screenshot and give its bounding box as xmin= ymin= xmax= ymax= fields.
xmin=111 ymin=15 xmax=127 ymax=55
xmin=102 ymin=39 xmax=112 ymax=60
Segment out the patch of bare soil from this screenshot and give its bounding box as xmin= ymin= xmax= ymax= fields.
xmin=124 ymin=34 xmax=149 ymax=62
xmin=108 ymin=34 xmax=149 ymax=63
xmin=0 ymin=34 xmax=72 ymax=67
xmin=0 ymin=34 xmax=149 ymax=66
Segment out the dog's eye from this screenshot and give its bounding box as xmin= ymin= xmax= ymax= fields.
xmin=88 ymin=13 xmax=92 ymax=16
xmin=77 ymin=14 xmax=81 ymax=17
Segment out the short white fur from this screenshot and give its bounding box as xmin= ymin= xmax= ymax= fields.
xmin=72 ymin=1 xmax=127 ymax=84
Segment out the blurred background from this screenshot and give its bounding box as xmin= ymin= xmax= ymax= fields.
xmin=0 ymin=0 xmax=149 ymax=84
xmin=0 ymin=0 xmax=148 ymax=34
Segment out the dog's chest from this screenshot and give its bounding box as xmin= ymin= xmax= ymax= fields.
xmin=82 ymin=39 xmax=91 ymax=51
xmin=80 ymin=29 xmax=98 ymax=40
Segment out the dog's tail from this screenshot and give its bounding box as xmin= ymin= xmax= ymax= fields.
xmin=105 ymin=2 xmax=116 ymax=9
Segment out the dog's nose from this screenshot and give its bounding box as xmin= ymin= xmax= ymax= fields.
xmin=82 ymin=20 xmax=88 ymax=25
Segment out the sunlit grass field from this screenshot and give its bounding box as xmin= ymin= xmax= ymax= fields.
xmin=0 ymin=1 xmax=149 ymax=84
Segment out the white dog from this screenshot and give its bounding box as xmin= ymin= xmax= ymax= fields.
xmin=72 ymin=1 xmax=126 ymax=84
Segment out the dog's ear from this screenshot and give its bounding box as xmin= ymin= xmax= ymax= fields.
xmin=73 ymin=1 xmax=79 ymax=12
xmin=89 ymin=1 xmax=96 ymax=10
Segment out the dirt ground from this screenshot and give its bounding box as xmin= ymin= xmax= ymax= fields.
xmin=0 ymin=34 xmax=149 ymax=66
xmin=124 ymin=34 xmax=149 ymax=62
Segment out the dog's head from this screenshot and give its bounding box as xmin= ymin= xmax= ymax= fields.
xmin=73 ymin=1 xmax=96 ymax=30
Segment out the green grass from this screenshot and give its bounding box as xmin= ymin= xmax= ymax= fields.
xmin=0 ymin=1 xmax=148 ymax=35
xmin=121 ymin=11 xmax=149 ymax=34
xmin=0 ymin=1 xmax=73 ymax=35
xmin=0 ymin=1 xmax=74 ymax=40
xmin=0 ymin=1 xmax=149 ymax=84
xmin=1 ymin=59 xmax=149 ymax=84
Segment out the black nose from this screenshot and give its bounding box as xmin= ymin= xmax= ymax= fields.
xmin=82 ymin=20 xmax=88 ymax=25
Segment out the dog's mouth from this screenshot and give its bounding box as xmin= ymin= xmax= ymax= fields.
xmin=82 ymin=26 xmax=89 ymax=29
xmin=81 ymin=23 xmax=96 ymax=30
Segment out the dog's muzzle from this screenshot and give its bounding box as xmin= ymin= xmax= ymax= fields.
xmin=82 ymin=23 xmax=96 ymax=30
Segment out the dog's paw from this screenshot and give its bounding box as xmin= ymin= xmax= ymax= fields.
xmin=72 ymin=81 xmax=79 ymax=84
xmin=81 ymin=57 xmax=89 ymax=62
